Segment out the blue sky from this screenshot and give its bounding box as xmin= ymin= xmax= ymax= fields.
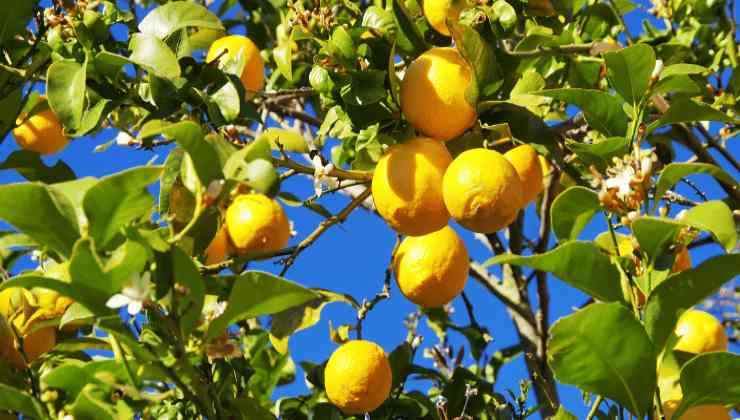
xmin=0 ymin=0 xmax=738 ymax=418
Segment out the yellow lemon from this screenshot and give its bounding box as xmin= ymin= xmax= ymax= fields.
xmin=207 ymin=35 xmax=265 ymax=95
xmin=671 ymin=246 xmax=691 ymax=273
xmin=674 ymin=310 xmax=728 ymax=354
xmin=442 ymin=148 xmax=523 ymax=233
xmin=662 ymin=400 xmax=730 ymax=420
xmin=424 ymin=0 xmax=464 ymax=36
xmin=371 ymin=137 xmax=452 ymax=236
xmin=13 ymin=108 xmax=68 ymax=155
xmin=504 ymin=144 xmax=544 ymax=206
xmin=225 ymin=193 xmax=290 ymax=255
xmin=393 ymin=226 xmax=469 ymax=308
xmin=325 ymin=340 xmax=392 ymax=414
xmin=0 ymin=315 xmax=56 ymax=370
xmin=205 ymin=226 xmax=233 ymax=265
xmin=400 ymin=47 xmax=476 ymax=141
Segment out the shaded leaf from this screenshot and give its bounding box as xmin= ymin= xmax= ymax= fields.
xmin=171 ymin=246 xmax=205 ymax=335
xmin=0 ymin=150 xmax=76 ymax=183
xmin=548 ymin=303 xmax=656 ymax=417
xmin=392 ymin=0 xmax=427 ymax=56
xmin=0 ymin=383 xmax=46 ymax=419
xmin=631 ymin=217 xmax=684 ymax=262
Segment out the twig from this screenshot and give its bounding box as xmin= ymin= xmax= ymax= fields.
xmin=468 ymin=262 xmax=536 ymax=327
xmin=586 ymin=396 xmax=604 ymax=420
xmin=264 ymin=101 xmax=322 ymax=126
xmin=274 ymin=155 xmax=372 ymax=181
xmin=534 ymin=167 xmax=558 ymax=369
xmin=460 ymin=292 xmax=479 ymax=328
xmin=279 ymin=188 xmax=372 ymax=276
xmin=695 ymin=124 xmax=740 ymax=171
xmin=606 ymin=0 xmax=634 ymax=43
xmin=501 ymin=40 xmax=596 ymax=57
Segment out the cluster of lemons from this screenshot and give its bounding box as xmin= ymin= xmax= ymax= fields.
xmin=0 ymin=287 xmax=72 ymax=369
xmin=9 ymin=20 xmax=731 ymax=418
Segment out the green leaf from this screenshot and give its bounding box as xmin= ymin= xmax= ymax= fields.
xmin=59 ymin=302 xmax=95 ymax=329
xmin=631 ymin=217 xmax=684 ymax=262
xmin=69 ymin=239 xmax=120 ymax=306
xmin=339 ymin=70 xmax=387 ymax=106
xmin=0 ymin=183 xmax=80 ymax=257
xmin=83 ymin=166 xmax=161 ymax=249
xmin=392 ymin=0 xmax=427 ymax=56
xmin=273 ymin=42 xmax=293 ymax=81
xmin=159 ymin=148 xmax=185 ymax=216
xmin=0 ymin=85 xmax=22 ymax=142
xmin=0 ymin=0 xmax=34 ymax=45
xmin=388 ymin=342 xmax=414 ymax=390
xmin=648 ymin=97 xmax=738 ymax=132
xmin=223 ymin=136 xmax=272 ymax=179
xmin=129 ymin=33 xmax=181 ymax=79
xmin=233 ymin=395 xmax=277 ymax=420
xmin=550 ymin=186 xmax=601 ymax=241
xmin=49 ymin=177 xmax=98 ymax=229
xmin=0 ymin=150 xmax=76 ymax=183
xmin=138 ymin=2 xmax=223 ymax=39
xmin=47 ymin=60 xmax=87 ymax=130
xmin=449 ymin=20 xmax=502 ymax=102
xmin=0 ymin=383 xmax=46 ymax=419
xmin=269 ymin=290 xmax=357 ymax=354
xmin=603 ymin=44 xmax=656 ymax=104
xmin=211 ymin=77 xmax=241 ymax=122
xmin=659 ymin=64 xmax=708 ymax=79
xmin=680 ymin=201 xmax=737 ymax=252
xmin=671 ymin=353 xmax=740 ymax=419
xmin=171 ymin=246 xmax=205 ymax=335
xmin=537 ymin=89 xmax=628 ymax=137
xmin=566 ymin=137 xmax=630 ymax=170
xmin=644 ymin=254 xmax=740 ymax=352
xmin=484 ymin=241 xmax=623 ymax=302
xmin=207 ymin=271 xmax=320 ymax=340
xmin=653 ymin=163 xmax=737 ymax=209
xmin=72 ymin=99 xmax=113 ymax=137
xmin=141 ymin=120 xmax=222 ymax=186
xmin=548 ymin=303 xmax=656 ymax=417
xmin=71 ymin=384 xmax=119 ymax=420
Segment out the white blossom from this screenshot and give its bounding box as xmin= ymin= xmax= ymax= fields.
xmin=202 ymin=300 xmax=227 ymax=322
xmin=604 ymin=165 xmax=636 ymax=200
xmin=312 ymin=154 xmax=338 ymax=197
xmin=106 ymin=272 xmax=151 ymax=315
xmin=651 ymin=59 xmax=664 ymax=79
xmin=115 ymin=131 xmax=136 ymax=146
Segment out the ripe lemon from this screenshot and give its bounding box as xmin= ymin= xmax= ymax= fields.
xmin=504 ymin=144 xmax=544 ymax=206
xmin=662 ymin=400 xmax=730 ymax=420
xmin=207 ymin=35 xmax=265 ymax=95
xmin=442 ymin=148 xmax=523 ymax=233
xmin=400 ymin=47 xmax=476 ymax=141
xmin=0 ymin=313 xmax=56 ymax=369
xmin=225 ymin=193 xmax=290 ymax=255
xmin=674 ymin=309 xmax=728 ymax=354
xmin=372 ymin=137 xmax=452 ymax=236
xmin=325 ymin=340 xmax=392 ymax=414
xmin=205 ymin=226 xmax=233 ymax=265
xmin=13 ymin=108 xmax=68 ymax=155
xmin=424 ymin=0 xmax=464 ymax=36
xmin=393 ymin=226 xmax=469 ymax=308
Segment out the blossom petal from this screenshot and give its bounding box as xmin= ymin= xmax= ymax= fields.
xmin=127 ymin=300 xmax=143 ymax=315
xmin=106 ymin=294 xmax=130 ymax=309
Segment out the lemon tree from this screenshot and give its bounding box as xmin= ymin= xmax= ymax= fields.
xmin=0 ymin=0 xmax=738 ymax=419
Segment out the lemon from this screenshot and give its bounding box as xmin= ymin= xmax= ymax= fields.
xmin=207 ymin=35 xmax=265 ymax=95
xmin=0 ymin=313 xmax=56 ymax=369
xmin=393 ymin=226 xmax=469 ymax=307
xmin=371 ymin=137 xmax=452 ymax=236
xmin=442 ymin=148 xmax=523 ymax=233
xmin=424 ymin=0 xmax=464 ymax=36
xmin=225 ymin=193 xmax=291 ymax=255
xmin=13 ymin=108 xmax=69 ymax=155
xmin=674 ymin=309 xmax=728 ymax=354
xmin=325 ymin=340 xmax=392 ymax=414
xmin=662 ymin=400 xmax=730 ymax=420
xmin=400 ymin=47 xmax=476 ymax=141
xmin=504 ymin=144 xmax=544 ymax=206
xmin=205 ymin=226 xmax=233 ymax=265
